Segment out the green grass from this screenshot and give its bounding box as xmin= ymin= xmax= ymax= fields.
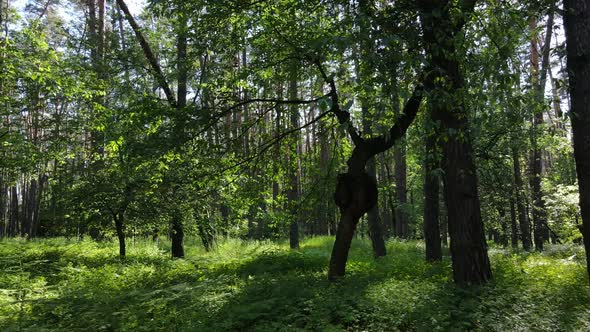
xmin=0 ymin=236 xmax=588 ymax=331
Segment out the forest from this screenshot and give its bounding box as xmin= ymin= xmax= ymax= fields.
xmin=1 ymin=0 xmax=590 ymax=330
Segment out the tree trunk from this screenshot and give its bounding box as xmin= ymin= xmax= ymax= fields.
xmin=394 ymin=140 xmax=408 ymax=238
xmin=171 ymin=211 xmax=184 ymax=258
xmin=287 ymin=73 xmax=300 ymax=249
xmin=418 ymin=0 xmax=491 ymax=286
xmin=114 ymin=213 xmax=126 ymax=257
xmin=424 ymin=132 xmax=441 ymax=261
xmin=318 ymin=121 xmax=331 ymax=235
xmin=510 ymin=197 xmax=519 ymax=248
xmin=529 ymin=12 xmax=554 ymax=251
xmin=563 ymin=0 xmax=590 ymax=285
xmin=367 ymin=159 xmax=386 ymax=257
xmin=329 ymin=170 xmax=378 ymax=280
xmin=498 ymin=206 xmax=509 ymax=247
xmin=9 ymin=186 xmax=18 ymax=237
xmin=356 ymin=0 xmax=386 ymax=255
xmin=513 ymin=147 xmax=531 ymax=250
xmin=117 ymin=0 xmax=176 ymax=106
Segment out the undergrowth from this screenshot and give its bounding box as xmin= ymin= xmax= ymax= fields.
xmin=0 ymin=236 xmax=588 ymax=331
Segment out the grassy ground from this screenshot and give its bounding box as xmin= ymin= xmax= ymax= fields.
xmin=0 ymin=236 xmax=589 ymax=331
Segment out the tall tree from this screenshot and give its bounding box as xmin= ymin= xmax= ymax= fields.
xmin=417 ymin=0 xmax=491 ymax=285
xmin=513 ymin=147 xmax=532 ymax=249
xmin=528 ymin=10 xmax=554 ymax=251
xmin=358 ymin=0 xmax=386 ymax=258
xmin=287 ymin=70 xmax=300 ymax=249
xmin=563 ymin=0 xmax=590 ymax=284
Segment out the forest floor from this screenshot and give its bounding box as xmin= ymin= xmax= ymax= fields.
xmin=0 ymin=236 xmax=589 ymax=331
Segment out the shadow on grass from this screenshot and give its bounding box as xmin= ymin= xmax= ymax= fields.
xmin=2 ymin=237 xmax=589 ymax=331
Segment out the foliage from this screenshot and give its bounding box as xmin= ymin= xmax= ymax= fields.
xmin=0 ymin=237 xmax=588 ymax=331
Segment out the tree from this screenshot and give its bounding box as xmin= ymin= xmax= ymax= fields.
xmin=563 ymin=0 xmax=590 ymax=284
xmin=416 ymin=0 xmax=491 ymax=285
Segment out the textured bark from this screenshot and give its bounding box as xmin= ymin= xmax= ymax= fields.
xmin=424 ymin=132 xmax=441 ymax=261
xmin=563 ymin=0 xmax=590 ymax=285
xmin=418 ymin=0 xmax=491 ymax=285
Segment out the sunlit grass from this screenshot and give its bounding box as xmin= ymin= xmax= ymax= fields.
xmin=0 ymin=236 xmax=588 ymax=331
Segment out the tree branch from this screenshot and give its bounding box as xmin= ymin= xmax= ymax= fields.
xmin=116 ymin=0 xmax=177 ymax=107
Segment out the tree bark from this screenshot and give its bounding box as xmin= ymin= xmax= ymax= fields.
xmin=424 ymin=132 xmax=441 ymax=261
xmin=563 ymin=0 xmax=590 ymax=285
xmin=418 ymin=0 xmax=491 ymax=285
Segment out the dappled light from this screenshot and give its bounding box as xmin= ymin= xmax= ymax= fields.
xmin=2 ymin=0 xmax=590 ymax=330
xmin=1 ymin=237 xmax=589 ymax=331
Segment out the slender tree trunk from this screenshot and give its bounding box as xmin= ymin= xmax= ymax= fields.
xmin=27 ymin=179 xmax=37 ymax=239
xmin=440 ymin=195 xmax=448 ymax=247
xmin=424 ymin=132 xmax=441 ymax=261
xmin=513 ymin=147 xmax=531 ymax=250
xmin=114 ymin=213 xmax=126 ymax=257
xmin=394 ymin=140 xmax=408 ymax=238
xmin=0 ymin=178 xmax=4 ymax=237
xmin=116 ymin=0 xmax=176 ymax=106
xmin=529 ymin=12 xmax=553 ymax=251
xmin=563 ymin=0 xmax=590 ymax=285
xmin=499 ymin=206 xmax=509 ymax=247
xmin=287 ymin=73 xmax=300 ymax=249
xmin=510 ymin=197 xmax=519 ymax=248
xmin=166 ymin=16 xmax=189 ymax=258
xmin=318 ymin=121 xmax=331 ymax=235
xmin=10 ymin=186 xmax=18 ymax=237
